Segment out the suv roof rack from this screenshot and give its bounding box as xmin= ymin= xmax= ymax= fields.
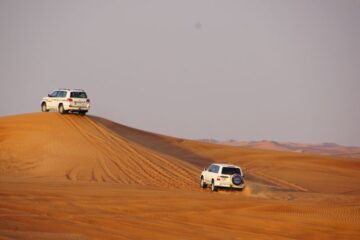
xmin=59 ymin=88 xmax=70 ymax=90
xmin=72 ymin=89 xmax=85 ymax=92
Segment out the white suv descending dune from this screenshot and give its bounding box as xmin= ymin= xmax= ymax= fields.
xmin=200 ymin=163 xmax=245 ymax=191
xmin=41 ymin=89 xmax=90 ymax=115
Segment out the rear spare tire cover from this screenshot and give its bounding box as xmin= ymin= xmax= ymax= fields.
xmin=232 ymin=174 xmax=243 ymax=186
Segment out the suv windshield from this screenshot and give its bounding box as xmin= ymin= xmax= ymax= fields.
xmin=70 ymin=92 xmax=87 ymax=98
xmin=222 ymin=167 xmax=241 ymax=175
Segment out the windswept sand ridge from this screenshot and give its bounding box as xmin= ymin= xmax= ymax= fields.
xmin=0 ymin=113 xmax=199 ymax=189
xmin=90 ymin=116 xmax=216 ymax=168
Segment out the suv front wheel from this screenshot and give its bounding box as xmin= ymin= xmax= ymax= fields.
xmin=41 ymin=102 xmax=48 ymax=112
xmin=200 ymin=177 xmax=207 ymax=188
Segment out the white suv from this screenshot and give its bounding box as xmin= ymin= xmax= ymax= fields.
xmin=200 ymin=163 xmax=245 ymax=191
xmin=41 ymin=89 xmax=90 ymax=115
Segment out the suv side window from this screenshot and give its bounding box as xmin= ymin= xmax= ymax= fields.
xmin=210 ymin=165 xmax=219 ymax=173
xmin=60 ymin=91 xmax=67 ymax=97
xmin=55 ymin=91 xmax=62 ymax=97
xmin=49 ymin=91 xmax=58 ymax=97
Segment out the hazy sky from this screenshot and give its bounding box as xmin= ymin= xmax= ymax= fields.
xmin=1 ymin=0 xmax=360 ymax=146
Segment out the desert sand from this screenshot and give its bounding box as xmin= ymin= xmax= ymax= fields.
xmin=0 ymin=113 xmax=359 ymax=239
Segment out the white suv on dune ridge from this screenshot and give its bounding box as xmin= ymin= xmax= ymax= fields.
xmin=41 ymin=89 xmax=90 ymax=115
xmin=200 ymin=163 xmax=245 ymax=191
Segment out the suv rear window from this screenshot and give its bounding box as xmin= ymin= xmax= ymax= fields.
xmin=221 ymin=167 xmax=241 ymax=175
xmin=70 ymin=92 xmax=87 ymax=98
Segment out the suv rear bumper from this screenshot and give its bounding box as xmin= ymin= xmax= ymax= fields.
xmin=67 ymin=106 xmax=90 ymax=110
xmin=216 ymin=183 xmax=245 ymax=189
xmin=65 ymin=103 xmax=90 ymax=111
xmin=214 ymin=177 xmax=245 ymax=188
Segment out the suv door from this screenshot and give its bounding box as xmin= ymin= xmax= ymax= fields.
xmin=53 ymin=91 xmax=64 ymax=109
xmin=58 ymin=91 xmax=67 ymax=104
xmin=204 ymin=165 xmax=213 ymax=183
xmin=205 ymin=165 xmax=219 ymax=183
xmin=210 ymin=165 xmax=220 ymax=181
xmin=47 ymin=91 xmax=58 ymax=109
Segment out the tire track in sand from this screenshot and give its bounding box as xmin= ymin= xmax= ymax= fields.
xmin=59 ymin=114 xmax=132 ymax=183
xmin=84 ymin=116 xmax=198 ymax=188
xmin=58 ymin=114 xmax=198 ymax=189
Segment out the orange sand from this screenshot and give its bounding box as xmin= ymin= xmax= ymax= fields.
xmin=0 ymin=113 xmax=359 ymax=239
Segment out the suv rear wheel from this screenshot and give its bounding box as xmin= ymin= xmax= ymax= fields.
xmin=58 ymin=104 xmax=67 ymax=114
xmin=211 ymin=180 xmax=218 ymax=192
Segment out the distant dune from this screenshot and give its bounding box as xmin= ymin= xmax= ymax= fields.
xmin=1 ymin=113 xmax=360 ymax=239
xmin=200 ymin=139 xmax=360 ymax=158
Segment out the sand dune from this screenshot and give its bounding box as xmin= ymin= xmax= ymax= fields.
xmin=1 ymin=113 xmax=360 ymax=239
xmin=0 ymin=113 xmax=198 ymax=189
xmin=207 ymin=139 xmax=360 ymax=158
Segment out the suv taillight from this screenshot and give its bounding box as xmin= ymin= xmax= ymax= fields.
xmin=67 ymin=98 xmax=73 ymax=102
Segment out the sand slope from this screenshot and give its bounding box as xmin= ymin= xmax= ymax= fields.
xmin=0 ymin=113 xmax=199 ymax=189
xmin=93 ymin=116 xmax=360 ymax=195
xmin=1 ymin=113 xmax=360 ymax=239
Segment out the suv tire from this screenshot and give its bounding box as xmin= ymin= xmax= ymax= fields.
xmin=58 ymin=104 xmax=66 ymax=114
xmin=41 ymin=102 xmax=48 ymax=112
xmin=231 ymin=174 xmax=243 ymax=186
xmin=200 ymin=177 xmax=207 ymax=188
xmin=211 ymin=180 xmax=218 ymax=192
